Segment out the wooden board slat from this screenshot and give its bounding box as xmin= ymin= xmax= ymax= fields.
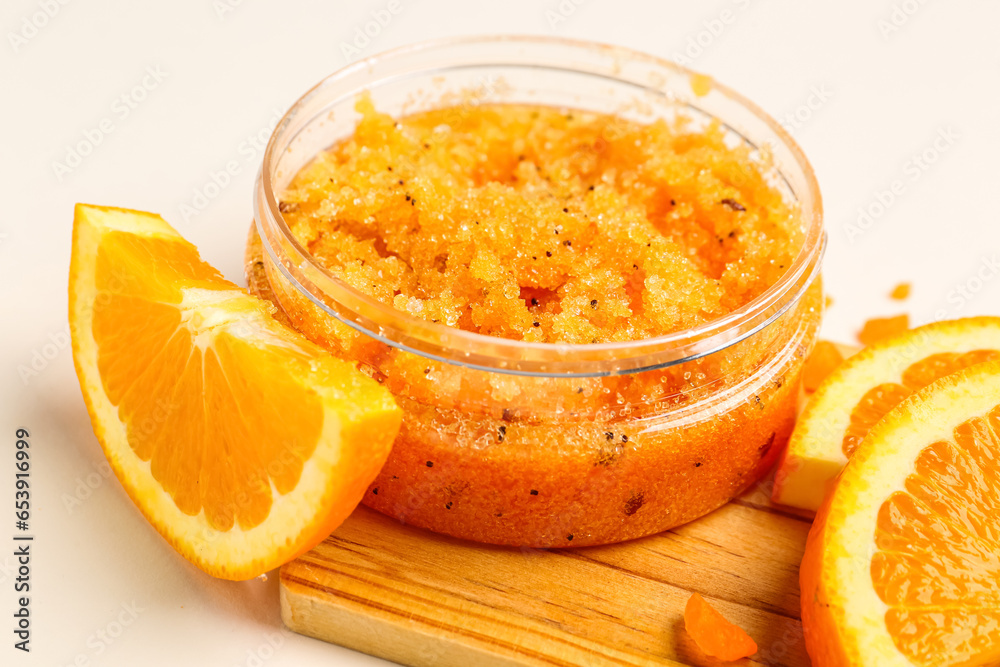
xmin=280 ymin=478 xmax=814 ymax=667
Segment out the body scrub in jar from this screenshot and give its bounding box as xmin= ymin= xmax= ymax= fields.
xmin=249 ymin=36 xmax=824 ymax=548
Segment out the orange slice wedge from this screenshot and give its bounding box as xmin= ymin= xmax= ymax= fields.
xmin=800 ymin=360 xmax=1000 ymax=666
xmin=69 ymin=204 xmax=401 ymax=580
xmin=773 ymin=317 xmax=1000 ymax=511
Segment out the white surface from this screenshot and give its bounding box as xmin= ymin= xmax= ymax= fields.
xmin=2 ymin=1 xmax=999 ymax=665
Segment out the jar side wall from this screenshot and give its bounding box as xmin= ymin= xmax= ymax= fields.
xmin=249 ymin=223 xmax=822 ymax=547
xmin=360 ymin=281 xmax=821 ymax=547
xmin=263 ymin=237 xmax=821 ymax=421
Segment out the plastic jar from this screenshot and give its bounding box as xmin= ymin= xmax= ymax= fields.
xmin=249 ymin=35 xmax=824 ymax=547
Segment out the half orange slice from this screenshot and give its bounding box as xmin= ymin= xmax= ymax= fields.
xmin=773 ymin=317 xmax=1000 ymax=510
xmin=69 ymin=204 xmax=401 ymax=580
xmin=801 ymin=360 xmax=1000 ymax=666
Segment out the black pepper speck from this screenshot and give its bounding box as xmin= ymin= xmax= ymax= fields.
xmin=759 ymin=432 xmax=777 ymax=459
xmin=623 ymin=492 xmax=645 ymax=516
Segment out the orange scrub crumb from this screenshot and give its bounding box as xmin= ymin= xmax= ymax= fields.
xmin=802 ymin=340 xmax=845 ymax=392
xmin=890 ymin=282 xmax=911 ymax=300
xmin=690 ymin=73 xmax=713 ymax=97
xmin=858 ymin=314 xmax=910 ymax=347
xmin=684 ymin=593 xmax=758 ymax=661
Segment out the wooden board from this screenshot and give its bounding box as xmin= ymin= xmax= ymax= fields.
xmin=279 ymin=477 xmax=815 ymax=667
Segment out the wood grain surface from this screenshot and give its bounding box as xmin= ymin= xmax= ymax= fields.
xmin=280 ymin=476 xmax=815 ymax=667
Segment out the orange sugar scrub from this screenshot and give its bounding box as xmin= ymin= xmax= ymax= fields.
xmin=254 ymin=99 xmax=821 ymax=547
xmin=279 ymin=98 xmax=803 ymax=345
xmin=250 ymin=40 xmax=824 ymax=549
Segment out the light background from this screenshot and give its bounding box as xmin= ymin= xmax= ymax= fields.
xmin=2 ymin=1 xmax=998 ymax=665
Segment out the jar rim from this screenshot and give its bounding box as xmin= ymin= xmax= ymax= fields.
xmin=254 ymin=34 xmax=825 ymax=377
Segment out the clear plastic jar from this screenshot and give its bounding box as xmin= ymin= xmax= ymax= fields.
xmin=249 ymin=36 xmax=824 ymax=547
